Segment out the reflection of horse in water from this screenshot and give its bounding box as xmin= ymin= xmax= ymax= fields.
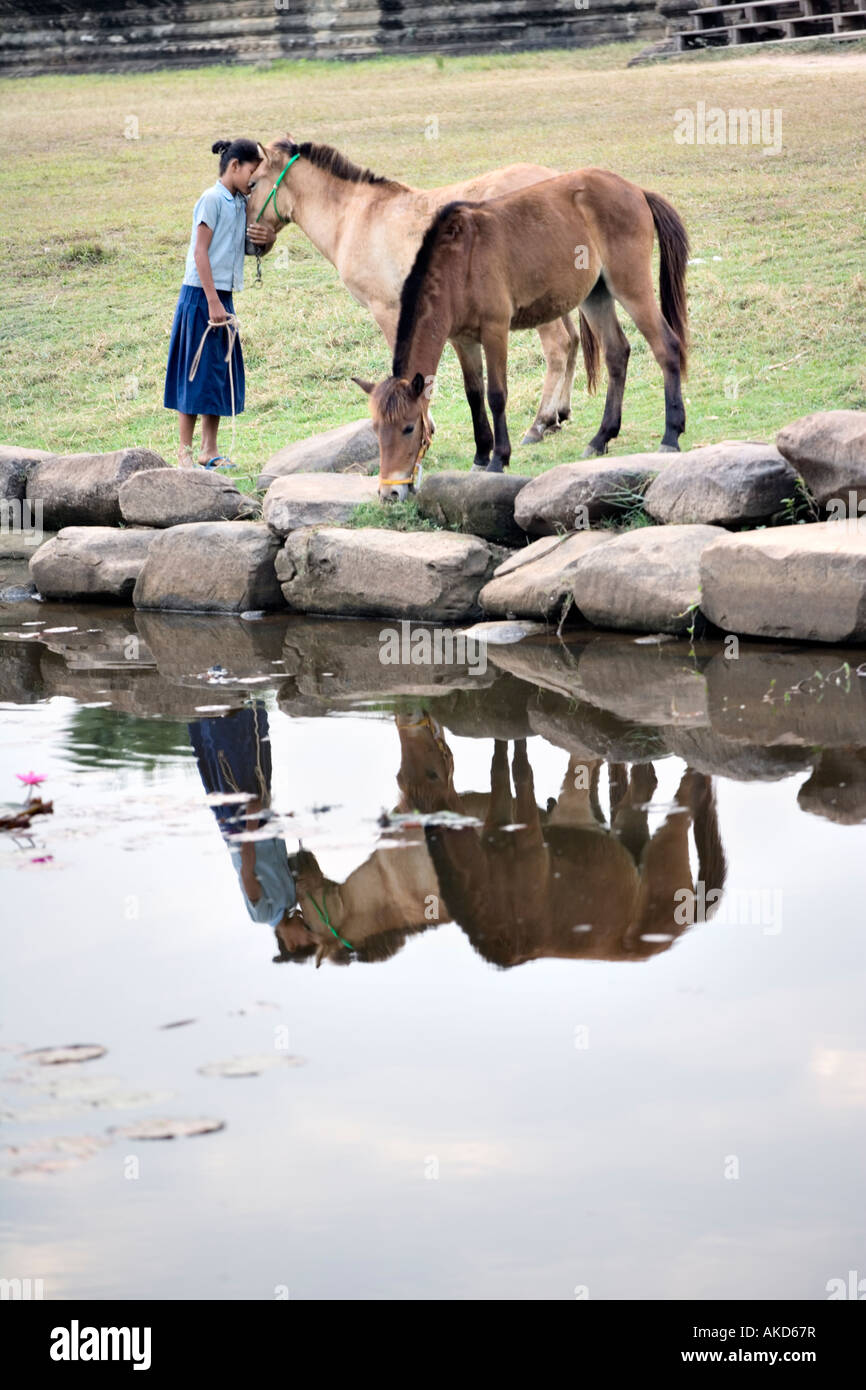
xmin=293 ymin=709 xmax=725 ymax=969
xmin=287 ymin=712 xmax=456 ymax=965
xmin=410 ymin=727 xmax=727 ymax=967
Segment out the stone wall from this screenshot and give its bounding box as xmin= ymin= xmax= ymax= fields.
xmin=0 ymin=1 xmax=661 ymax=75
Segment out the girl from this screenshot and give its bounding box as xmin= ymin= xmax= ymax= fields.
xmin=164 ymin=138 xmax=273 ymax=469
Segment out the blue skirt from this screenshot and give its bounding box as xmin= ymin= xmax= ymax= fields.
xmin=164 ymin=284 xmax=245 ymax=416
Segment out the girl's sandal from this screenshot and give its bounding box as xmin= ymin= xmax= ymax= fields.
xmin=199 ymin=455 xmax=237 ymax=471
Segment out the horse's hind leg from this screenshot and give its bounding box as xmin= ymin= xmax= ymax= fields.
xmin=610 ymin=283 xmax=685 ymax=452
xmin=579 ymin=280 xmax=631 ymax=458
xmin=521 ymin=319 xmax=571 ymax=446
xmin=554 ymin=313 xmax=580 ymax=425
xmin=452 ymin=337 xmax=494 ymax=469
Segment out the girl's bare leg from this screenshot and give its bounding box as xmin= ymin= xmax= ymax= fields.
xmin=178 ymin=412 xmax=197 ymax=467
xmin=200 ymin=414 xmax=221 ymax=461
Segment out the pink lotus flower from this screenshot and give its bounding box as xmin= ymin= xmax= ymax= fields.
xmin=16 ymin=772 xmax=46 ymax=804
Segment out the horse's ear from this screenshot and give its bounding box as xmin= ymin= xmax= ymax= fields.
xmin=410 ymin=372 xmax=426 ymax=399
xmin=256 ymin=143 xmax=267 ymax=163
xmin=351 ymin=376 xmax=375 ymax=395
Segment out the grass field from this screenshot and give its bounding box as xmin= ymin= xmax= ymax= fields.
xmin=1 ymin=41 xmax=865 ymax=490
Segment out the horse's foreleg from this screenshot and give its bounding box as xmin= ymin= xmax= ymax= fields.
xmin=482 ymin=328 xmax=511 ymax=473
xmin=579 ymin=281 xmax=630 ymax=459
xmin=452 ymin=337 xmax=494 ymax=469
xmin=522 ymin=318 xmax=571 ymax=446
xmin=484 ymin=740 xmax=513 ymax=830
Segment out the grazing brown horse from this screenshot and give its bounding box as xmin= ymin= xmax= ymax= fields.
xmin=246 ymin=138 xmax=586 ymax=450
xmin=354 ymin=168 xmax=689 ymax=499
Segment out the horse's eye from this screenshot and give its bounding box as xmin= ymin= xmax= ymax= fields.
xmin=402 ymin=424 xmax=415 ymax=436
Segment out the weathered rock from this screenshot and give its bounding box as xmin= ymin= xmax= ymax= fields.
xmin=133 ymin=522 xmax=284 ymax=614
xmin=798 ymin=750 xmax=866 ymax=825
xmin=119 ymin=468 xmax=257 ymax=527
xmin=527 ymin=688 xmax=667 ymax=764
xmin=571 ymin=524 xmax=725 ymax=635
xmin=26 ymin=448 xmax=166 ymax=528
xmin=705 ymin=645 xmax=866 ymax=747
xmin=485 ymin=632 xmax=592 ymax=698
xmin=776 ymin=411 xmax=866 ymax=508
xmin=257 ymin=419 xmax=378 ymax=490
xmin=433 ymin=674 xmax=536 ymax=740
xmin=262 ymin=473 xmax=379 ymax=535
xmin=38 ymin=649 xmax=248 ymax=721
xmin=134 ymin=609 xmax=289 ymax=687
xmin=416 ymin=471 xmax=530 ymax=545
xmin=460 ymin=619 xmax=548 ymax=645
xmin=0 ymin=638 xmax=46 ymax=704
xmin=644 ymin=441 xmax=797 ymax=526
xmin=574 ymin=637 xmax=710 ymax=728
xmin=32 ymin=612 xmax=154 ymax=672
xmin=665 ymin=725 xmax=813 ymax=781
xmin=277 ymin=617 xmax=495 ymax=708
xmin=0 ymin=446 xmax=53 ymax=505
xmin=1 ymin=457 xmax=37 ymax=503
xmin=700 ymin=522 xmax=866 ymax=643
xmin=0 ymin=445 xmax=53 ymax=464
xmin=29 ymin=526 xmax=159 ymax=602
xmin=513 ymin=453 xmax=673 ymax=535
xmin=480 ymin=531 xmax=611 ymax=621
xmin=0 ymin=528 xmax=58 ymax=562
xmin=275 ymin=527 xmax=499 ymax=622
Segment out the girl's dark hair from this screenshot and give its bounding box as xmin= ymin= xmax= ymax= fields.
xmin=212 ymin=138 xmax=261 ymax=175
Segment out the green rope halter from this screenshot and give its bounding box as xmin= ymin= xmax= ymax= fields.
xmin=307 ymin=888 xmax=354 ymax=953
xmin=255 ymin=152 xmax=300 ymax=225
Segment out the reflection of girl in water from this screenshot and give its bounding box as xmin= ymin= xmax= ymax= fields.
xmin=187 ymin=701 xmax=315 ymax=961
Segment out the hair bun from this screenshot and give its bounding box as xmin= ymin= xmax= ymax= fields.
xmin=211 ymin=139 xmax=231 ymax=156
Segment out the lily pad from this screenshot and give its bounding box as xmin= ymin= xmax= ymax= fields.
xmin=21 ymin=1044 xmax=107 ymax=1066
xmin=110 ymin=1116 xmax=225 ymax=1141
xmin=197 ymin=1054 xmax=304 ymax=1079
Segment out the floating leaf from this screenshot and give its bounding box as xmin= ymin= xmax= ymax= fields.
xmin=197 ymin=1054 xmax=304 ymax=1079
xmin=21 ymin=1044 xmax=107 ymax=1066
xmin=110 ymin=1116 xmax=225 ymax=1141
xmin=159 ymin=1019 xmax=197 ymax=1030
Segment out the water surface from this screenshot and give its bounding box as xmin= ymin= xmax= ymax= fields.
xmin=1 ymin=595 xmax=864 ymax=1300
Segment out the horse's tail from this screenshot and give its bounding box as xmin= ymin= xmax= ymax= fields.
xmin=690 ymin=773 xmax=727 ymax=919
xmin=643 ymin=189 xmax=690 ymax=376
xmin=578 ymin=309 xmax=600 ymax=395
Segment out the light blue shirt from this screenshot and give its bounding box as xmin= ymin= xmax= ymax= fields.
xmin=228 ymin=835 xmax=298 ymax=927
xmin=183 ymin=181 xmax=247 ymax=293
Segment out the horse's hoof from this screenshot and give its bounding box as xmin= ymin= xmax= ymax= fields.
xmin=658 ymin=443 xmax=680 ymax=453
xmin=520 ymin=427 xmax=545 ymax=446
xmin=471 ymin=461 xmax=489 ymax=471
xmin=581 ymin=445 xmax=603 ymax=459
xmin=486 ymin=460 xmax=506 ymax=474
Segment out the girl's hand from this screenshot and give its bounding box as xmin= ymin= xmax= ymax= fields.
xmin=246 ymin=223 xmax=275 ymax=248
xmin=208 ymin=299 xmax=228 ymax=325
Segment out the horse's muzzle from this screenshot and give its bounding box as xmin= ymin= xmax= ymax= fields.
xmin=379 ymin=482 xmax=413 ymax=503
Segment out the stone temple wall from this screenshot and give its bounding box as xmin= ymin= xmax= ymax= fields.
xmin=0 ymin=1 xmax=662 ymax=75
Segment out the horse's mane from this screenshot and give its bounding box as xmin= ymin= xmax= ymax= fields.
xmin=392 ymin=200 xmax=472 ymax=377
xmin=275 ymin=138 xmax=399 ymax=190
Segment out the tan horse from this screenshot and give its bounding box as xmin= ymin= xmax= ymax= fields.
xmin=425 ymin=746 xmax=727 ymax=968
xmin=285 ymin=712 xmax=725 ymax=970
xmin=354 ymin=168 xmax=689 ymax=498
xmin=246 ymin=138 xmax=585 ymax=455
